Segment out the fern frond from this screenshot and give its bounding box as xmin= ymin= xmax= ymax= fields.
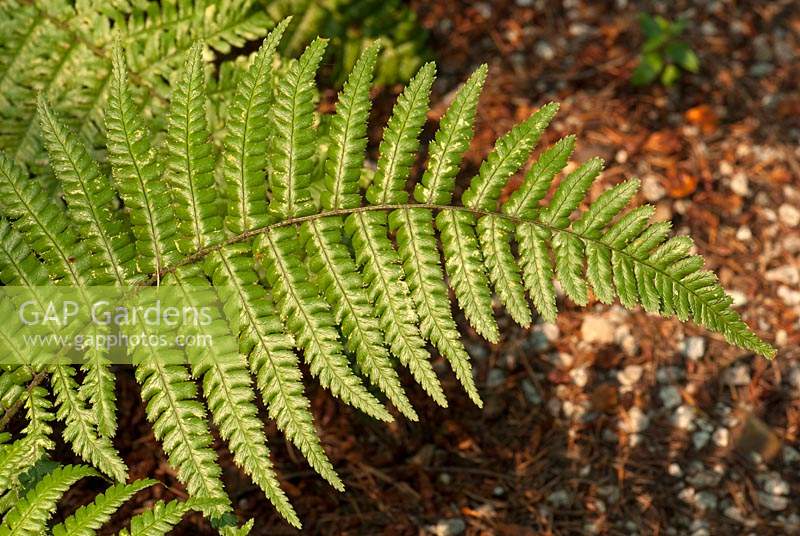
xmin=346 ymin=211 xmax=450 ymax=403
xmin=462 ymin=102 xmax=558 ymax=210
xmin=223 ymin=20 xmax=291 ymax=235
xmin=517 ymin=223 xmax=558 ymax=323
xmin=436 ymin=210 xmax=498 ymax=342
xmin=51 ymin=478 xmax=156 ymax=536
xmin=322 ymin=42 xmax=379 ymax=210
xmin=0 ymin=464 xmax=97 ymax=536
xmin=303 ymin=217 xmax=417 ymax=420
xmin=118 ymin=497 xmax=211 ymax=536
xmin=50 ymin=364 xmax=127 ymax=482
xmin=0 ymin=33 xmax=776 ymax=534
xmin=0 ymin=220 xmax=125 ymax=481
xmin=106 ymin=44 xmax=179 ymax=277
xmin=208 ymin=246 xmax=342 ymax=493
xmin=37 ymin=96 xmax=133 ymax=285
xmin=129 ymin=325 xmax=231 ymax=520
xmin=477 ymin=215 xmax=531 ymax=326
xmin=414 ymin=65 xmax=486 ymax=205
xmin=502 ymin=136 xmax=576 ymax=219
xmin=0 ymin=153 xmax=90 ymax=284
xmin=367 ymin=62 xmax=435 ymax=204
xmin=169 ymin=267 xmax=299 ymax=528
xmin=269 ymin=37 xmax=328 ymax=218
xmin=260 ymin=226 xmax=392 ymax=422
xmin=164 ymin=42 xmax=222 ymax=252
xmin=389 ymin=208 xmax=475 ymax=406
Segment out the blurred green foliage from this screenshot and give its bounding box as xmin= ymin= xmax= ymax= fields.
xmin=262 ymin=0 xmax=430 ymax=86
xmin=631 ymin=13 xmax=700 ymax=87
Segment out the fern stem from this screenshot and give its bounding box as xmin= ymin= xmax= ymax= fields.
xmin=141 ymin=203 xmax=766 ymax=357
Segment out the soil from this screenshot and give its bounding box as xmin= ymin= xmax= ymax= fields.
xmin=44 ymin=0 xmax=800 ymax=534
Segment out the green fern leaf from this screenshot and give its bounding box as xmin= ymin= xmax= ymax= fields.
xmin=128 ymin=317 xmax=230 ymax=520
xmin=349 ymin=210 xmax=449 ymax=407
xmin=502 ymin=136 xmax=576 ymax=219
xmin=367 ymin=62 xmax=435 ymax=205
xmin=169 ymin=266 xmax=299 ymax=528
xmin=390 ymin=208 xmax=478 ymax=406
xmin=517 ymin=223 xmax=558 ymax=323
xmin=269 ymin=37 xmax=328 ymax=218
xmin=37 ymin=96 xmax=133 ymax=285
xmin=414 ymin=65 xmax=487 ymax=205
xmin=477 ymin=215 xmax=531 ymax=326
xmin=260 ymin=226 xmax=392 ymax=422
xmin=437 ymin=210 xmax=498 ymax=342
xmin=462 ymin=102 xmax=558 ymax=211
xmin=303 ymin=217 xmax=417 ymax=420
xmin=208 ymin=245 xmax=342 ymax=493
xmin=223 ymin=20 xmax=291 ymax=235
xmin=164 ymin=42 xmax=222 ymax=252
xmin=322 ymin=42 xmax=379 ymax=210
xmin=106 ymin=44 xmax=179 ymax=277
xmin=119 ymin=497 xmax=213 ymax=536
xmin=0 ymin=464 xmax=97 ymax=536
xmin=51 ymin=479 xmax=156 ymax=536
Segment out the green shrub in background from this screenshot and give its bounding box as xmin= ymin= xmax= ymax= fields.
xmin=0 ymin=0 xmax=428 ymax=178
xmin=631 ymin=13 xmax=700 ymax=86
xmin=263 ymin=0 xmax=429 ymax=86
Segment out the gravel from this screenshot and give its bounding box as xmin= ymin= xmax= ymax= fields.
xmin=681 ymin=337 xmax=706 ymax=361
xmin=427 ymin=518 xmax=466 ymax=536
xmin=778 ymin=203 xmax=800 ymax=227
xmin=580 ymin=315 xmax=615 ymax=345
xmin=659 ymin=386 xmax=683 ymax=409
xmin=521 ymin=379 xmax=542 ymax=405
xmin=617 ymin=364 xmax=643 ymax=387
xmin=721 ymin=363 xmax=751 ymax=386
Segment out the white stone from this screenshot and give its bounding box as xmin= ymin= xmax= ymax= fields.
xmin=724 ymin=505 xmax=745 ymax=523
xmin=721 ymin=364 xmax=751 ymax=386
xmin=693 ymin=430 xmax=711 ymax=450
xmin=678 ymin=487 xmax=695 ymax=503
xmin=776 ymin=329 xmax=788 ymax=347
xmin=547 ymin=489 xmax=570 ymax=506
xmin=659 ymin=386 xmax=682 ymax=409
xmin=548 ymin=352 xmax=574 ymax=369
xmin=673 ymin=405 xmax=696 ymax=430
xmin=668 ymin=463 xmax=683 ymax=477
xmin=427 ymin=518 xmax=467 ymax=536
xmin=642 ymin=175 xmax=666 ymax=202
xmin=695 ymin=491 xmax=718 ymax=511
xmin=581 ymin=315 xmax=615 ymax=345
xmin=736 ymin=225 xmax=752 ymax=241
xmin=657 ymin=366 xmax=684 ymax=383
xmin=778 ymin=285 xmax=800 ymax=306
xmin=789 ymin=366 xmax=800 ymax=390
xmin=617 ymin=365 xmax=643 ymax=387
xmin=570 ymin=367 xmax=589 ymax=388
xmin=783 ymin=445 xmax=800 ymax=464
xmin=763 ymin=474 xmax=790 ymax=496
xmin=541 ymin=322 xmax=560 ymax=342
xmin=547 ymin=398 xmax=561 ymax=417
xmin=765 ymin=265 xmax=800 ymax=285
xmin=730 ymin=172 xmax=750 ymax=196
xmin=758 ymin=491 xmax=789 ymax=511
xmin=728 ymin=290 xmax=748 ymax=306
xmin=621 ymin=406 xmax=649 ymax=433
xmin=712 ymin=428 xmax=730 ymax=447
xmin=681 ymin=337 xmax=706 ymax=361
xmin=534 ymin=41 xmax=555 ymax=61
xmin=779 ymin=203 xmax=800 ymax=227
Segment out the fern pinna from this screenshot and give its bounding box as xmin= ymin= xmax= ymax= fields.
xmin=0 ymin=22 xmax=774 ymax=532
